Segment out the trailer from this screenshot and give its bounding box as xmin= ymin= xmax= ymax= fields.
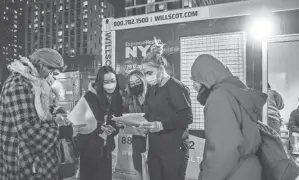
xmin=102 ymin=0 xmax=299 ymax=179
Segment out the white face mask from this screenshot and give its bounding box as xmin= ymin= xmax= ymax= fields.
xmin=193 ymin=81 xmax=202 ymax=92
xmin=51 ymin=80 xmax=65 ymax=101
xmin=146 ymin=74 xmax=157 ymax=86
xmin=103 ymin=83 xmax=117 ymax=93
xmin=45 ymin=72 xmax=55 ymax=86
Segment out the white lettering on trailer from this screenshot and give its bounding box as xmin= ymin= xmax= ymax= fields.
xmin=125 ymin=45 xmax=151 ymax=59
xmin=104 ymin=32 xmax=112 ymax=66
xmin=113 ymin=10 xmax=199 ymax=28
xmin=109 ymin=7 xmax=210 ymax=30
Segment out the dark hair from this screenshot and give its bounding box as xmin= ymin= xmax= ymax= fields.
xmin=94 ymin=66 xmax=122 ymax=115
xmin=268 ymin=83 xmax=271 ymax=89
xmin=126 ymin=70 xmax=147 ymax=113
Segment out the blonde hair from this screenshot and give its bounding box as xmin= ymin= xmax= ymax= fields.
xmin=141 ymin=37 xmax=168 ymax=68
xmin=126 ymin=70 xmax=147 ymax=113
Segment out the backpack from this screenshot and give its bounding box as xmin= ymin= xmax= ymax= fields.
xmin=227 ymin=90 xmax=299 ymax=180
xmin=256 ymin=121 xmax=299 ymax=180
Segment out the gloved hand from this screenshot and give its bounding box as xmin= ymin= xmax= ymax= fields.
xmin=139 ymin=121 xmax=163 ymax=133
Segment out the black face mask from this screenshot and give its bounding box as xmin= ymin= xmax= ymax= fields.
xmin=130 ymin=84 xmax=144 ymax=96
xmin=197 ymin=85 xmax=210 ymax=106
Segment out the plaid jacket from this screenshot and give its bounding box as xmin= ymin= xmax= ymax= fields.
xmin=0 ymin=73 xmax=60 ymax=180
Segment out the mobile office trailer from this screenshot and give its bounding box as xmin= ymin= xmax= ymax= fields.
xmin=102 ymin=0 xmax=299 ymax=179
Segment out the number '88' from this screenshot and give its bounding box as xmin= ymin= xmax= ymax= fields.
xmin=121 ymin=137 xmax=132 ymax=144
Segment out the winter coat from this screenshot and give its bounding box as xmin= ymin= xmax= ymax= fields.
xmin=0 ymin=73 xmax=60 ymax=180
xmin=267 ymin=89 xmax=284 ymax=122
xmin=191 ymin=54 xmax=265 ymax=180
xmin=288 ymin=107 xmax=299 ymax=134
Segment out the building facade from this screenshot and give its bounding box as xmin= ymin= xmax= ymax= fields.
xmin=25 ymin=0 xmax=114 ymax=69
xmin=0 ymin=0 xmax=26 ymax=83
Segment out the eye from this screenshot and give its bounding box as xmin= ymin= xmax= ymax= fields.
xmin=110 ymin=79 xmax=116 ymax=83
xmin=145 ymin=71 xmax=153 ymax=76
xmin=135 ymin=80 xmax=141 ymax=84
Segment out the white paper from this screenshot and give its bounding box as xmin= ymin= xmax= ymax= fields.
xmin=112 ymin=113 xmax=147 ymax=127
xmin=67 ymin=96 xmax=97 ymax=134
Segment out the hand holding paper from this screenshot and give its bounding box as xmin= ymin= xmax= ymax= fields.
xmin=102 ymin=125 xmax=116 ymax=136
xmin=72 ymin=124 xmax=87 ymax=137
xmin=139 ymin=121 xmax=163 ymax=133
xmin=111 ymin=113 xmax=148 ymax=127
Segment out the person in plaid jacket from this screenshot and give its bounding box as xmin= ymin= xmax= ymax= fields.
xmin=0 ymin=48 xmax=75 ymax=180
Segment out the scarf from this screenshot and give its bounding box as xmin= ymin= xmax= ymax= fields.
xmin=7 ymin=57 xmax=52 ymax=121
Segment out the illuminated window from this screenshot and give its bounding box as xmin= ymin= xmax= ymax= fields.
xmin=83 ymin=28 xmax=87 ymax=32
xmin=58 ymin=31 xmax=63 ymax=36
xmin=158 ymin=4 xmax=165 ymax=11
xmin=83 ymin=1 xmax=88 ymax=6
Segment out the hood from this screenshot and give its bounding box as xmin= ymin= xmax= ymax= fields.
xmin=191 ymin=54 xmax=267 ymax=120
xmin=214 ymin=77 xmax=268 ymax=121
xmin=191 ymin=54 xmax=233 ymax=88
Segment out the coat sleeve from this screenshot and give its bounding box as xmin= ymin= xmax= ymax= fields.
xmin=274 ymin=90 xmax=284 ymax=110
xmin=162 ymin=85 xmax=193 ymax=130
xmin=5 ymin=85 xmax=59 ymax=155
xmin=200 ymin=90 xmax=243 ymax=180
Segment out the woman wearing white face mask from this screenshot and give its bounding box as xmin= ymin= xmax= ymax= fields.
xmin=76 ymin=66 xmax=123 ymax=180
xmin=139 ymin=43 xmax=193 ymax=180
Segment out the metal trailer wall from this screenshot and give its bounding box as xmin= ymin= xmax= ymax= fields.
xmin=113 ymin=9 xmax=299 ymax=91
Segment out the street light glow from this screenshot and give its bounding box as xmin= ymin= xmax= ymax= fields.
xmin=249 ymin=18 xmax=274 ymax=40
